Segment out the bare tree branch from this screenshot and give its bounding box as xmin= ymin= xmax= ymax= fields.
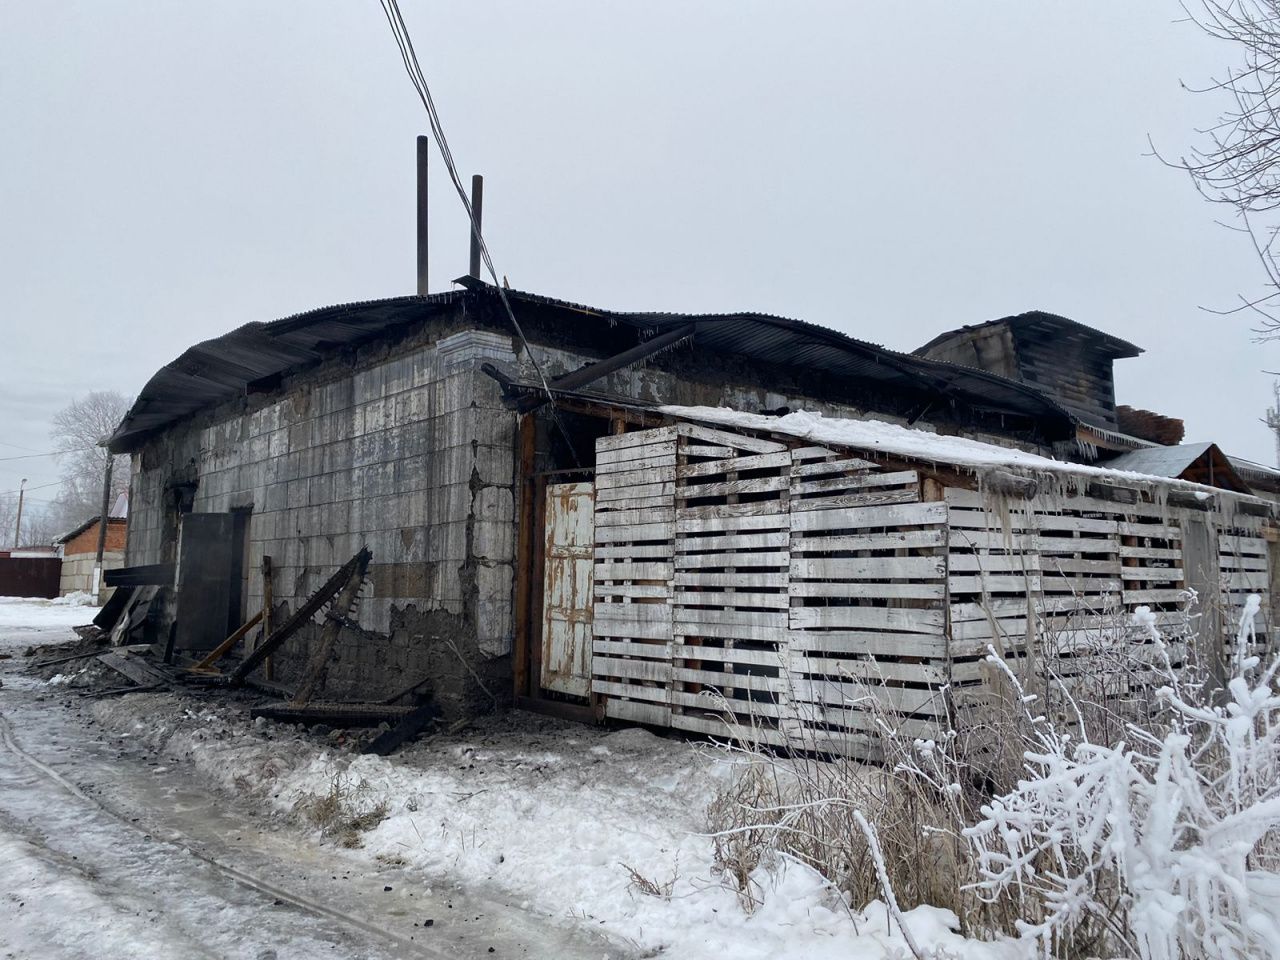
xmin=46 ymin=390 xmax=132 ymax=537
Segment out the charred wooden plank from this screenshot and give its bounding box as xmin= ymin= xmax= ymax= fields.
xmin=32 ymin=649 xmax=106 ymax=668
xmin=93 ymin=586 xmax=134 ymax=630
xmin=96 ymin=650 xmax=171 ymax=688
xmin=249 ymin=702 xmax=418 ymax=727
xmin=104 ymin=564 xmax=174 ymax=588
xmin=361 ymin=704 xmax=441 ymax=756
xmin=228 ymin=547 xmax=371 ymax=686
xmin=84 ymin=682 xmax=165 ymax=699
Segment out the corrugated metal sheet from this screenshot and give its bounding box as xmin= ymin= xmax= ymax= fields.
xmin=110 ymin=281 xmax=1076 ymax=452
xmin=109 ymin=293 xmax=463 ymax=451
xmin=1104 ymin=443 xmax=1215 ymax=478
xmin=481 ymin=281 xmax=1076 ymax=432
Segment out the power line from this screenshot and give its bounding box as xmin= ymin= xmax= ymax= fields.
xmin=0 ymin=479 xmax=63 ymax=498
xmin=0 ymin=439 xmax=45 ymax=453
xmin=0 ymin=451 xmax=60 ymax=462
xmin=377 ymin=0 xmax=581 ymax=467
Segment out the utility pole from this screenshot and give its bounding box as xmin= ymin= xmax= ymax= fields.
xmin=92 ymin=450 xmax=113 ymax=600
xmin=12 ymin=478 xmax=26 ymax=548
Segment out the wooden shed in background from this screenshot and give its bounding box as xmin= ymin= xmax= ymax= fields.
xmin=569 ymin=410 xmax=1279 ymax=757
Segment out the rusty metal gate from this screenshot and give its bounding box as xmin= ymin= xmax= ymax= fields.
xmin=541 ymin=481 xmax=595 ymax=697
xmin=0 ymin=557 xmax=61 ymax=599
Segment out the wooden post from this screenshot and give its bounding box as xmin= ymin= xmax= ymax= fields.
xmin=291 ymin=552 xmax=371 ymax=705
xmin=530 ymin=474 xmax=548 ymax=698
xmin=92 ymin=455 xmax=114 ymax=600
xmin=261 ymin=556 xmax=275 ymax=681
xmin=1182 ymin=514 xmax=1224 ymax=693
xmin=513 ymin=416 xmax=536 ymax=700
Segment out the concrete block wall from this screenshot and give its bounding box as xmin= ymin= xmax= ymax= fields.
xmin=125 ymin=464 xmax=173 ymax=568
xmin=126 ymin=327 xmax=520 ymax=717
xmin=58 ymin=551 xmax=124 ymax=599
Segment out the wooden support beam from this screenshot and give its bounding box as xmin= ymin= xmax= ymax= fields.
xmin=261 ymin=556 xmax=275 ymax=682
xmin=513 ymin=413 xmax=536 ymax=701
xmin=290 ymin=550 xmax=372 ymax=705
xmin=510 ymin=324 xmax=696 ymax=413
xmin=228 ymin=548 xmax=371 ymax=686
xmin=362 ymin=705 xmax=441 ymax=756
xmin=188 ymin=609 xmax=263 ymax=674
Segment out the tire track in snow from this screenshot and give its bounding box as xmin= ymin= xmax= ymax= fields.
xmin=0 ymin=709 xmax=449 ymax=959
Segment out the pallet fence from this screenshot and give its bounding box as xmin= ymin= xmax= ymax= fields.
xmin=589 ymin=421 xmax=1276 ymax=758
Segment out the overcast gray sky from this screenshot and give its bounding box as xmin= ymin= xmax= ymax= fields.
xmin=2 ymin=2 xmax=1276 ymax=509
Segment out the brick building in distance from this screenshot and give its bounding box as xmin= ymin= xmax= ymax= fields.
xmin=55 ymin=493 xmax=128 ymax=600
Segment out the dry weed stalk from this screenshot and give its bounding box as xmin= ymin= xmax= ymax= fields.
xmin=621 ymin=860 xmax=679 ymax=900
xmin=701 ymin=592 xmax=1272 ymax=958
xmin=295 ymin=773 xmax=390 ymax=847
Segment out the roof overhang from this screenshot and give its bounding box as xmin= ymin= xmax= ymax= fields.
xmin=110 ymin=281 xmax=1079 ymax=453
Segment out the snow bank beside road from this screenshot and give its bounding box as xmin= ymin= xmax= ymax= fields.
xmin=90 ymin=694 xmax=1025 ymax=960
xmin=0 ymin=596 xmax=99 ymax=653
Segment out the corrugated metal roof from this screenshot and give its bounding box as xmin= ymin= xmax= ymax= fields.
xmin=109 ymin=281 xmax=1076 ymax=452
xmin=474 ymin=280 xmax=1077 ymax=432
xmin=109 ymin=293 xmax=463 ymax=451
xmin=1104 ymin=442 xmax=1215 ymax=477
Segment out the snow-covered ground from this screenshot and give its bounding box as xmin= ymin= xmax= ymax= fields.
xmin=88 ymin=694 xmax=1022 ymax=960
xmin=0 ymin=592 xmax=98 ymax=654
xmin=0 ymin=596 xmax=1025 ymax=959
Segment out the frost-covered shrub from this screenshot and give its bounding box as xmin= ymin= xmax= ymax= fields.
xmin=705 ymin=596 xmax=1280 ymax=959
xmin=963 ymin=598 xmax=1280 ymax=960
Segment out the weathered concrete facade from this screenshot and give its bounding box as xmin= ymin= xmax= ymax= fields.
xmin=118 ymin=286 xmax=1081 ymax=718
xmin=128 ymin=324 xmax=520 ymax=717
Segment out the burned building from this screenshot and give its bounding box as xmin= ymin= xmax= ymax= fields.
xmin=109 ymin=278 xmax=1106 ymax=721
xmin=914 ymin=311 xmax=1145 ymax=452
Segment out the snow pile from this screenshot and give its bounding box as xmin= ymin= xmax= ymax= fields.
xmin=661 ymin=406 xmax=1238 ymax=496
xmin=51 ymin=591 xmax=97 ymax=607
xmin=0 ymin=595 xmax=99 ymax=653
xmin=88 ymin=698 xmax=1025 ymax=960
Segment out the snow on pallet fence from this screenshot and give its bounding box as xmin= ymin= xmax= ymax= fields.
xmin=588 ymin=409 xmax=1275 ymax=758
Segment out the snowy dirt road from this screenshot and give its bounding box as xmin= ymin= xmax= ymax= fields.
xmin=0 ymin=598 xmax=1022 ymax=960
xmin=0 ymin=608 xmax=622 ymax=960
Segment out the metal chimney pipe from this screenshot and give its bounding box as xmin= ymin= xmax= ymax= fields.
xmin=468 ymin=174 xmax=484 ymax=279
xmin=416 ymin=135 xmax=429 ymax=295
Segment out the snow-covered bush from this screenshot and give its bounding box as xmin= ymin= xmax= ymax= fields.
xmin=705 ymin=595 xmax=1280 ymax=959
xmin=963 ymin=598 xmax=1280 ymax=959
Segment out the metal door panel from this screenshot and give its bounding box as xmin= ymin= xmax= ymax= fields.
xmin=541 ymin=482 xmax=595 ymax=697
